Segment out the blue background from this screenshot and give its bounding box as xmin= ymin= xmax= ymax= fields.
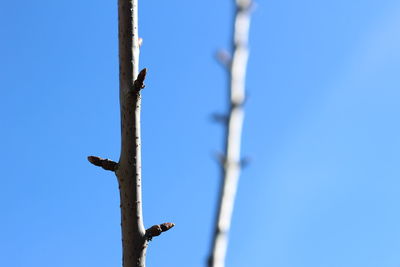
xmin=1 ymin=0 xmax=400 ymax=266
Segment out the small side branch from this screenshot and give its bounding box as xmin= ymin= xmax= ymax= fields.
xmin=87 ymin=156 xmax=118 ymax=172
xmin=145 ymin=223 xmax=175 ymax=241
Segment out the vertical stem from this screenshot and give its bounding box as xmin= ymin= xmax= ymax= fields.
xmin=117 ymin=0 xmax=146 ymax=266
xmin=208 ymin=1 xmax=252 ymax=267
xmin=88 ymin=1 xmax=173 ymax=266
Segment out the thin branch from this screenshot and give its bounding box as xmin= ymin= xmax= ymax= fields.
xmin=117 ymin=1 xmax=174 ymax=266
xmin=208 ymin=1 xmax=253 ymax=267
xmin=116 ymin=0 xmax=148 ymax=265
xmin=87 ymin=1 xmax=172 ymax=266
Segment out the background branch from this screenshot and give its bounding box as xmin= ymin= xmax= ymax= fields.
xmin=208 ymin=1 xmax=253 ymax=267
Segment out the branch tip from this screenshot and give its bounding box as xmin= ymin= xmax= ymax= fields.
xmin=145 ymin=222 xmax=175 ymax=241
xmin=87 ymin=156 xmax=118 ymax=172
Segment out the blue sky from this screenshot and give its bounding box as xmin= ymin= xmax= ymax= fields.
xmin=1 ymin=0 xmax=400 ymax=266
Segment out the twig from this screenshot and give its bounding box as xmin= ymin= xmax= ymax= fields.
xmin=88 ymin=1 xmax=173 ymax=266
xmin=208 ymin=1 xmax=253 ymax=267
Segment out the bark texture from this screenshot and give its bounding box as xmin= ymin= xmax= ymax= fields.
xmin=117 ymin=1 xmax=146 ymax=265
xmin=88 ymin=1 xmax=173 ymax=266
xmin=208 ymin=1 xmax=253 ymax=267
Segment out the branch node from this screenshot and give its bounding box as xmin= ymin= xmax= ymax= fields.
xmin=145 ymin=223 xmax=175 ymax=241
xmin=213 ymin=153 xmax=250 ymax=169
xmin=133 ymin=68 xmax=147 ymax=91
xmin=231 ymin=93 xmax=249 ymax=109
xmin=87 ymin=156 xmax=118 ymax=172
xmin=231 ymin=101 xmax=243 ymax=109
xmin=237 ymin=0 xmax=254 ymax=12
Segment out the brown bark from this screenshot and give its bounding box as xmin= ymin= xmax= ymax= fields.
xmin=117 ymin=1 xmax=146 ymax=265
xmin=88 ymin=1 xmax=173 ymax=266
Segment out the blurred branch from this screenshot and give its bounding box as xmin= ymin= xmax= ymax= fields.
xmin=208 ymin=1 xmax=253 ymax=267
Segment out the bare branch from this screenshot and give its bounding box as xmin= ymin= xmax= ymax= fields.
xmin=87 ymin=156 xmax=118 ymax=172
xmin=117 ymin=0 xmax=148 ymax=266
xmin=88 ymin=1 xmax=172 ymax=266
xmin=208 ymin=0 xmax=253 ymax=267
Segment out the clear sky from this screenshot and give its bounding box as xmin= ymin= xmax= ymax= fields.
xmin=1 ymin=0 xmax=400 ymax=266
